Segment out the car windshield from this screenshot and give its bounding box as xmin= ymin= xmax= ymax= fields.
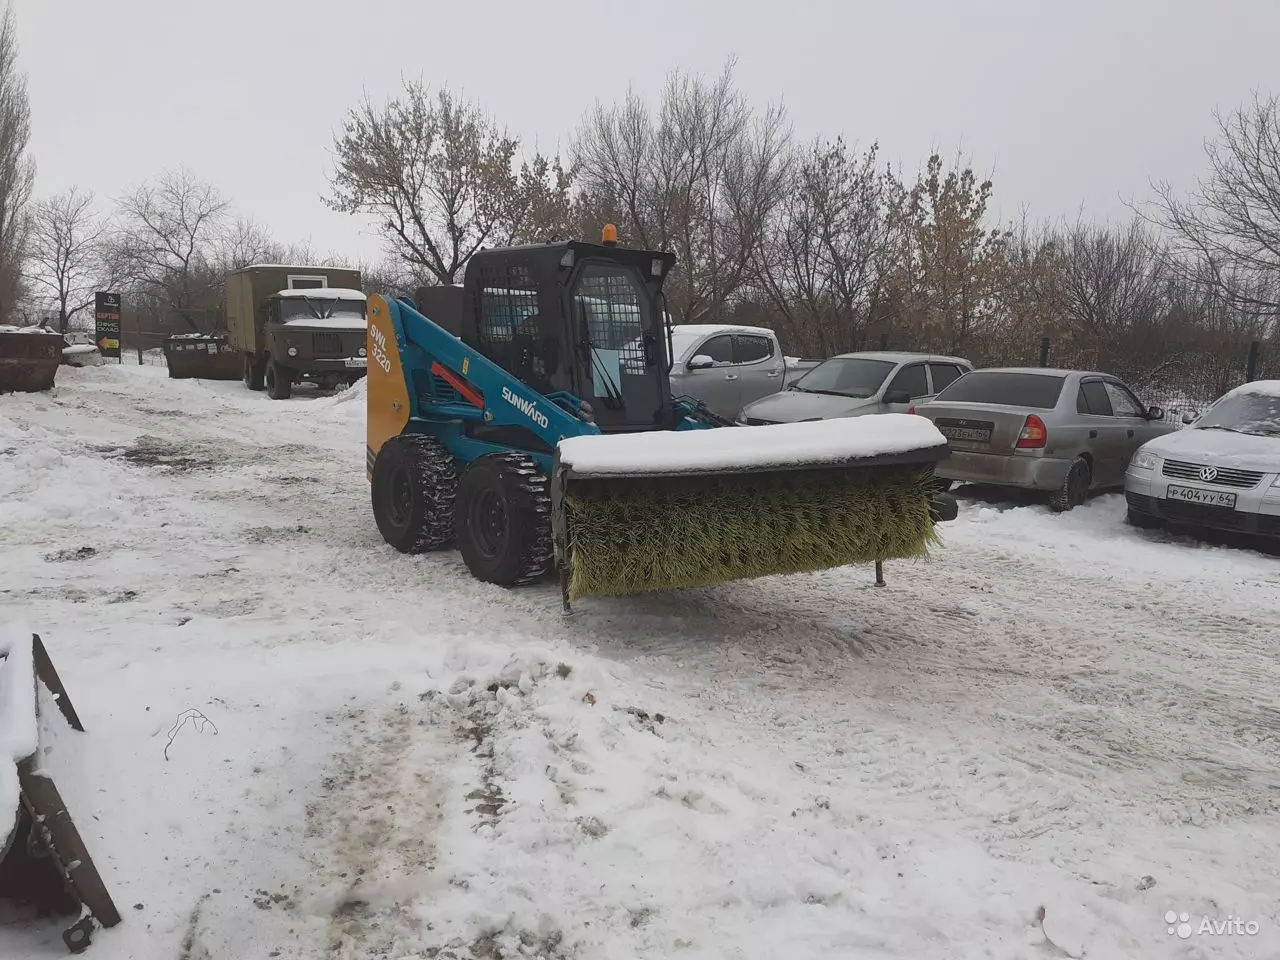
xmin=1195 ymin=389 xmax=1280 ymax=437
xmin=791 ymin=357 xmax=895 ymax=398
xmin=934 ymin=371 xmax=1066 ymax=409
xmin=280 ymin=298 xmax=365 ymax=322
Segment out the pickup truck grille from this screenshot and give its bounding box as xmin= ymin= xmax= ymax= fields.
xmin=311 ymin=332 xmax=343 ymax=357
xmin=1161 ymin=459 xmax=1263 ymax=489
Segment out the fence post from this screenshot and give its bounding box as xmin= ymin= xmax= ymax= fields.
xmin=1038 ymin=336 xmax=1050 ymax=368
xmin=880 ymin=333 xmax=889 ymax=350
xmin=1246 ymin=340 xmax=1260 ymax=382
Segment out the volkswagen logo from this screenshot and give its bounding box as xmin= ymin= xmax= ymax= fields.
xmin=1198 ymin=465 xmax=1219 ymax=482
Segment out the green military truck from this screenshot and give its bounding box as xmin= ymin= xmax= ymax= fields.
xmin=226 ymin=264 xmax=368 ymax=399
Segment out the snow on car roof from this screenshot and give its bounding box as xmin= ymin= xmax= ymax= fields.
xmin=272 ymin=288 xmax=366 ymax=301
xmin=829 ymin=350 xmax=971 ymax=365
xmin=1231 ymin=379 xmax=1280 ymax=398
xmin=670 ymin=323 xmax=775 ymax=337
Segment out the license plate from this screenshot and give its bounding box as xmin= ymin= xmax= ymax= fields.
xmin=1165 ymin=485 xmax=1236 ymax=508
xmin=938 ymin=425 xmax=991 ymax=443
xmin=344 ymin=357 xmax=368 ymax=368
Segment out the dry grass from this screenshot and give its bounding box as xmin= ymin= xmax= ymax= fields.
xmin=563 ymin=466 xmax=939 ymax=600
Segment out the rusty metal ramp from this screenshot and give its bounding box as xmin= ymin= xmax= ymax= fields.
xmin=0 ymin=628 xmax=120 ymax=953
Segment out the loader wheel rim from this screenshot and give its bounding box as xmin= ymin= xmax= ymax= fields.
xmin=469 ymin=488 xmax=508 ymax=559
xmin=388 ymin=466 xmax=414 ymax=528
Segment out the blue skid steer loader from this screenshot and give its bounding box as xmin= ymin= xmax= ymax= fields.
xmin=365 ymin=226 xmax=958 ymax=608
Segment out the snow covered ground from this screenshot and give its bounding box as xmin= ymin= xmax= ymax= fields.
xmin=1 ymin=364 xmax=1278 ymax=959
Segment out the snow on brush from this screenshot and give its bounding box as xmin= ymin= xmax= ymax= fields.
xmin=558 ymin=413 xmax=946 ymax=475
xmin=1 ymin=362 xmax=1280 ymax=959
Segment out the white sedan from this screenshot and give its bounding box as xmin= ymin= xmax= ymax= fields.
xmin=1124 ymin=380 xmax=1280 ymax=540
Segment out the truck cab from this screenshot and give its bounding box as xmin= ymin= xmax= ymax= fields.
xmin=226 ymin=265 xmax=367 ymax=399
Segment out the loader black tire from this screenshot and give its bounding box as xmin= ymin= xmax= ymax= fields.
xmin=265 ymin=359 xmax=292 ymax=400
xmin=243 ymin=354 xmax=265 ymax=391
xmin=371 ymin=435 xmax=459 ymax=552
xmin=455 ymin=453 xmax=553 ymax=587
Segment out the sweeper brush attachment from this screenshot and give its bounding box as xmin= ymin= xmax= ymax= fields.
xmin=551 ymin=415 xmax=955 ymax=603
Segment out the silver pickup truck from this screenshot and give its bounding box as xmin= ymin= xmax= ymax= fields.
xmin=666 ymin=324 xmax=822 ymax=419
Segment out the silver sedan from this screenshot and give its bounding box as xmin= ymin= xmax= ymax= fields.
xmin=911 ymin=367 xmax=1175 ymax=511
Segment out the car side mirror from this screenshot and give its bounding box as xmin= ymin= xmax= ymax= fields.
xmin=1181 ymin=410 xmax=1198 ymax=425
xmin=687 ymin=354 xmax=714 ymax=371
xmin=1146 ymin=405 xmax=1164 ymax=421
xmin=884 ymin=389 xmax=912 ymax=405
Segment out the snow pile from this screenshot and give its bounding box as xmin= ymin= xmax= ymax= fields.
xmin=558 ymin=414 xmax=946 ymax=476
xmin=0 ymin=324 xmax=60 ymax=335
xmin=0 ymin=623 xmax=37 ymax=811
xmin=62 ymin=344 xmax=103 ymax=367
xmin=364 ymin=646 xmax=1111 ymax=958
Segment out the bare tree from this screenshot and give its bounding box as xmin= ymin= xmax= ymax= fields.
xmin=1150 ymin=93 xmax=1280 ymax=316
xmin=0 ymin=2 xmax=34 ymax=322
xmin=573 ymin=60 xmax=792 ymax=324
xmin=109 ymin=168 xmax=229 ymax=331
xmin=1057 ymin=217 xmax=1166 ymax=338
xmin=755 ymin=138 xmax=891 ymax=355
xmin=327 ymin=82 xmax=570 ymax=284
xmin=216 ymin=216 xmax=281 ymax=271
xmin=25 ymin=187 xmax=105 ymax=332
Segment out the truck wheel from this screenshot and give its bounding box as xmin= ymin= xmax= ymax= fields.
xmin=371 ymin=435 xmax=458 ymax=552
xmin=243 ymin=355 xmax=265 ymax=391
xmin=455 ymin=453 xmax=553 ymax=587
xmin=264 ymin=359 xmax=292 ymax=400
xmin=1048 ymin=456 xmax=1090 ymax=513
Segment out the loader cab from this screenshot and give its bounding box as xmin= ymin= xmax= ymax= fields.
xmin=462 ymin=239 xmax=677 ymax=432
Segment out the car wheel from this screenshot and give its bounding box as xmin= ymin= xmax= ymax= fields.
xmin=1049 ymin=456 xmax=1091 ymax=513
xmin=1126 ymin=507 xmax=1163 ymax=530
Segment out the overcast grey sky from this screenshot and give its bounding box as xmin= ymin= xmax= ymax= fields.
xmin=13 ymin=0 xmax=1280 ymax=263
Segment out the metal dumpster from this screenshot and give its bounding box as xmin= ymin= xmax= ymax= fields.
xmin=0 ymin=329 xmax=65 ymax=393
xmin=163 ymin=334 xmax=242 ymax=380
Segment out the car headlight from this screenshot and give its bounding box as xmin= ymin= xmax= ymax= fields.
xmin=1272 ymin=474 xmax=1280 ymax=488
xmin=287 ymin=346 xmax=298 ymax=358
xmin=358 ymin=347 xmax=367 ymax=357
xmin=1130 ymin=450 xmax=1159 ymax=471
